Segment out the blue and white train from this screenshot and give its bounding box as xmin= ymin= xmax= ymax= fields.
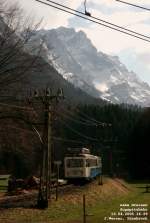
xmin=64 ymin=148 xmax=102 ymax=181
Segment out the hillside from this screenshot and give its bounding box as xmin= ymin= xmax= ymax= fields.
xmin=23 ymin=57 xmax=106 ymax=105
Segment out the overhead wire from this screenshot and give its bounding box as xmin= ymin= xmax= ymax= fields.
xmin=54 ymin=106 xmax=111 ymax=143
xmin=115 ymin=0 xmax=150 ymax=11
xmin=59 ymin=118 xmax=98 ymax=141
xmin=60 ymin=106 xmax=111 ymax=126
xmin=56 ymin=107 xmax=101 ymax=126
xmin=0 ymin=103 xmax=97 ymax=143
xmin=0 ymin=125 xmax=34 ymax=134
xmin=0 ymin=122 xmax=43 ymax=143
xmin=53 ymin=136 xmax=86 ymax=144
xmin=0 ymin=102 xmax=34 ymax=111
xmin=0 ymin=103 xmax=101 ymax=143
xmin=60 ymin=104 xmax=111 ymax=126
xmin=75 ymin=108 xmax=112 ymax=126
xmin=45 ymin=0 xmax=150 ymax=40
xmin=57 ymin=111 xmax=98 ymax=126
xmin=35 ymin=0 xmax=150 ymax=43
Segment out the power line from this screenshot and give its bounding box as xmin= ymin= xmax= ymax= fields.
xmin=0 ymin=102 xmax=34 ymax=111
xmin=45 ymin=0 xmax=150 ymax=40
xmin=75 ymin=108 xmax=112 ymax=126
xmin=60 ymin=106 xmax=111 ymax=126
xmin=59 ymin=119 xmax=98 ymax=141
xmin=53 ymin=136 xmax=86 ymax=144
xmin=57 ymin=108 xmax=99 ymax=126
xmin=115 ymin=0 xmax=150 ymax=11
xmin=62 ymin=105 xmax=111 ymax=126
xmin=35 ymin=0 xmax=150 ymax=43
xmin=59 ymin=111 xmax=97 ymax=126
xmin=0 ymin=125 xmax=34 ymax=134
xmin=60 ymin=106 xmax=95 ymax=124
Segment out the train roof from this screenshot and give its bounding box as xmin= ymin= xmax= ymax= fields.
xmin=66 ymin=147 xmax=90 ymax=155
xmin=65 ymin=153 xmax=101 ymax=159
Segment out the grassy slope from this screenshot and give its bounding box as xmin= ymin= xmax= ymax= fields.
xmin=0 ymin=178 xmax=149 ymax=223
xmin=0 ymin=175 xmax=9 ymax=192
xmin=90 ymin=186 xmax=149 ymax=223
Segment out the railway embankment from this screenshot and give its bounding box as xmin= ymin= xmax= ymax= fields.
xmin=0 ymin=177 xmax=130 ymax=208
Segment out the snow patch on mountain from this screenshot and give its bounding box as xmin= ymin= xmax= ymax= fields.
xmin=94 ymin=82 xmax=108 ymax=93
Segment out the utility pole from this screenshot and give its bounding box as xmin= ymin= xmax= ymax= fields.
xmin=30 ymin=88 xmax=64 ymax=208
xmin=44 ymin=97 xmax=52 ymax=203
xmin=54 ymin=161 xmax=62 ymax=201
xmin=83 ymin=194 xmax=86 ymax=223
xmin=110 ymin=149 xmax=113 ymax=177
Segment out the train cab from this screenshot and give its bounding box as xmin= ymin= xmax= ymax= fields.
xmin=64 ymin=148 xmax=102 ymax=181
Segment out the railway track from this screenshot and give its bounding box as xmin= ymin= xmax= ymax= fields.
xmin=0 ymin=181 xmax=84 ymax=208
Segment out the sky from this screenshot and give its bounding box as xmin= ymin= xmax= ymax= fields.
xmin=6 ymin=0 xmax=150 ymax=84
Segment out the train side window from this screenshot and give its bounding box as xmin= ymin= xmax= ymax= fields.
xmin=86 ymin=159 xmax=99 ymax=167
xmin=67 ymin=159 xmax=84 ymax=167
xmin=66 ymin=159 xmax=71 ymax=167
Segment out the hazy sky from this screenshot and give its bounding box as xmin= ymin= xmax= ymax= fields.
xmin=7 ymin=0 xmax=150 ymax=84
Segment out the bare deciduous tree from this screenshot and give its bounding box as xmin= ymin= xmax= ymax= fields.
xmin=0 ymin=1 xmax=43 ymax=87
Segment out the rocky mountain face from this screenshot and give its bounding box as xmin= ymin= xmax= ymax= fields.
xmin=27 ymin=27 xmax=150 ymax=107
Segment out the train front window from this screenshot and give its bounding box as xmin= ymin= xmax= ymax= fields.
xmin=67 ymin=159 xmax=83 ymax=168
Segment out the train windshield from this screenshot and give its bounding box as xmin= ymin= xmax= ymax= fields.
xmin=66 ymin=158 xmax=84 ymax=168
